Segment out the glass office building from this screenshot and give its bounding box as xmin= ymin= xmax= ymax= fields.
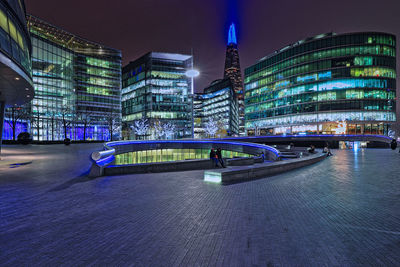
xmin=224 ymin=23 xmax=244 ymax=135
xmin=194 ymin=78 xmax=239 ymax=138
xmin=0 ymin=0 xmax=34 ymax=144
xmin=193 ymin=93 xmax=204 ymax=138
xmin=25 ymin=15 xmax=121 ymax=141
xmin=122 ymin=52 xmax=193 ymax=139
xmin=244 ymin=32 xmax=396 ymax=136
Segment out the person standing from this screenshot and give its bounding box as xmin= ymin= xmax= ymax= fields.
xmin=210 ymin=149 xmax=220 ymax=167
xmin=216 ymin=148 xmax=226 ymax=168
xmin=390 ymin=139 xmax=397 ymax=150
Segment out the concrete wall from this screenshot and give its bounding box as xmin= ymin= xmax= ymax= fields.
xmin=105 ymin=159 xmax=214 ymax=175
xmin=104 ymin=156 xmax=258 ymax=176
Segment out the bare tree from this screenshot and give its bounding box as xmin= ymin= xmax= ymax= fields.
xmin=152 ymin=119 xmax=164 ymax=140
xmin=5 ymin=106 xmax=29 ymax=140
xmin=162 ymin=121 xmax=176 ymax=140
xmin=60 ymin=105 xmax=73 ymax=140
xmin=216 ymin=119 xmax=227 ymax=138
xmin=254 ymin=121 xmax=265 ymax=136
xmin=131 ymin=119 xmax=149 ymax=140
xmin=28 ymin=104 xmax=41 ymax=141
xmin=121 ymin=122 xmax=131 ymax=140
xmin=105 ymin=109 xmax=121 ymax=141
xmin=45 ymin=110 xmax=60 ymax=141
xmin=76 ymin=111 xmax=92 ymax=141
xmin=204 ymin=117 xmax=219 ymax=138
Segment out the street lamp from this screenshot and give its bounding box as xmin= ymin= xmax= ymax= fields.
xmin=185 ymin=69 xmax=200 ymax=138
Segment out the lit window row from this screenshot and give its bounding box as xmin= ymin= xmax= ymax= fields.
xmin=245 ymin=89 xmax=395 ymax=113
xmin=246 ymin=111 xmax=396 ymax=128
xmin=246 ymin=33 xmax=396 ymax=76
xmin=245 ymin=78 xmax=390 ymax=100
xmin=151 ymin=71 xmax=185 ymax=79
xmin=245 ymin=61 xmax=395 ymax=91
xmin=84 ymin=56 xmax=120 ymax=69
xmin=245 ymin=45 xmax=395 ymax=83
xmin=351 ymin=67 xmax=396 ymax=79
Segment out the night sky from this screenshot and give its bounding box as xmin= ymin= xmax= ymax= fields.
xmin=26 ymin=0 xmax=400 ymax=95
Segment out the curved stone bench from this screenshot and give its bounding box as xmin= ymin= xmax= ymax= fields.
xmin=204 ymin=152 xmax=327 ymax=184
xmin=89 ymin=140 xmax=281 ymax=177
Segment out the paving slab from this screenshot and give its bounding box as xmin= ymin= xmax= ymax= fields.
xmin=0 ymin=144 xmax=400 ymax=265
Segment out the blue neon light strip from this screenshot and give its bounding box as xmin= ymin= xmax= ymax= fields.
xmin=92 ymin=134 xmax=392 ymax=168
xmin=96 ymin=155 xmax=115 ymax=166
xmin=105 ymin=140 xmax=280 ymax=157
xmin=94 ymin=139 xmax=280 ymax=167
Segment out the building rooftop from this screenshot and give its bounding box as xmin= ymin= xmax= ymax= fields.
xmin=258 ymin=32 xmax=336 ymax=62
xmin=150 ymin=52 xmax=192 ymax=61
xmin=27 ymin=15 xmax=121 ymax=58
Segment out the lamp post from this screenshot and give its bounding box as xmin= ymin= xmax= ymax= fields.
xmin=185 ymin=69 xmax=199 ymax=138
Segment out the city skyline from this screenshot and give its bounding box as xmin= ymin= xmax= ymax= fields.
xmin=2 ymin=2 xmax=400 ymax=266
xmin=26 ymin=0 xmax=400 ymax=94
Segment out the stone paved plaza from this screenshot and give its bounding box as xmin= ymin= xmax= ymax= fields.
xmin=0 ymin=144 xmax=400 ymax=266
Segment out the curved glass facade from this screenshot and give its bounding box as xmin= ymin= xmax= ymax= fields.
xmin=244 ymin=32 xmax=396 ymax=135
xmin=23 ymin=15 xmax=121 ymax=141
xmin=0 ymin=0 xmax=31 ymax=75
xmin=0 ymin=0 xmax=33 ymax=147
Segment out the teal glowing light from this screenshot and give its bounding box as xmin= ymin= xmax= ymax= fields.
xmin=204 ymin=171 xmax=222 ymax=183
xmin=228 ymin=23 xmax=237 ymax=45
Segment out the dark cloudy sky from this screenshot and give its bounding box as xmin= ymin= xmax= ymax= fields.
xmin=26 ymin=0 xmax=400 ymax=93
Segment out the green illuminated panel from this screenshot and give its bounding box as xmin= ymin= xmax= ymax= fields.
xmin=151 ymin=71 xmax=184 ymax=79
xmin=81 ymin=86 xmax=112 ymax=96
xmin=115 ymin=149 xmax=253 ymax=165
xmin=351 ymin=67 xmax=396 ymax=78
xmin=85 ymin=57 xmax=119 ymax=69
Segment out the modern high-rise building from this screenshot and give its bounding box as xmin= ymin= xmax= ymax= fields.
xmin=244 ymin=32 xmax=396 ymax=136
xmin=194 ymin=78 xmax=239 ymax=138
xmin=0 ymin=0 xmax=34 ymax=145
xmin=193 ymin=93 xmax=204 ymax=138
xmin=122 ymin=52 xmax=193 ymax=140
xmin=224 ymin=23 xmax=244 ymax=135
xmin=22 ymin=15 xmax=122 ymax=141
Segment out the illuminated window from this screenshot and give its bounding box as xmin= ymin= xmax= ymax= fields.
xmin=0 ymin=9 xmax=8 ymax=33
xmin=354 ymin=57 xmax=372 ymax=66
xmin=351 ymin=67 xmax=396 ymax=78
xmin=16 ymin=31 xmax=24 ymax=50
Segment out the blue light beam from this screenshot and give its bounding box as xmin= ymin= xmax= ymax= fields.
xmin=228 ymin=23 xmax=237 ymax=45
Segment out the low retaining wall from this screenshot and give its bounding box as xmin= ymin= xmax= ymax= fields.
xmin=105 ymin=159 xmax=213 ymax=175
xmin=104 ymin=157 xmax=256 ymax=176
xmin=227 ymin=157 xmax=255 ymax=166
xmin=204 ymin=153 xmax=327 ymax=184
